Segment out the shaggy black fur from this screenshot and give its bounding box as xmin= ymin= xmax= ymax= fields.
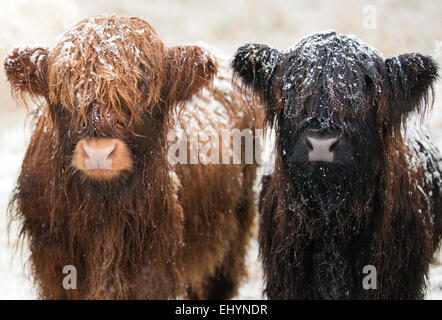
xmin=233 ymin=31 xmax=442 ymax=299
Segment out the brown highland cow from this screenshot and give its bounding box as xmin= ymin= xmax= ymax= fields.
xmin=4 ymin=16 xmax=259 ymax=299
xmin=232 ymin=31 xmax=442 ymax=299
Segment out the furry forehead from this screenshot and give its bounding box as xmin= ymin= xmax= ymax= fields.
xmin=4 ymin=15 xmax=218 ymax=126
xmin=48 ymin=15 xmax=165 ymax=113
xmin=280 ymin=31 xmax=386 ymax=119
xmin=232 ymin=30 xmax=438 ymax=128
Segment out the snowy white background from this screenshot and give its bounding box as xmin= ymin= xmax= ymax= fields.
xmin=0 ymin=0 xmax=441 ymax=299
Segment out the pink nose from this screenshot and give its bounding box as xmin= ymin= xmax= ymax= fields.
xmin=82 ymin=143 xmax=116 ymax=170
xmin=305 ymin=135 xmax=339 ymax=162
xmin=72 ymin=138 xmax=133 ymax=180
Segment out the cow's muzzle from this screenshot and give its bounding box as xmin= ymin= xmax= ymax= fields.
xmin=72 ymin=138 xmax=133 ymax=180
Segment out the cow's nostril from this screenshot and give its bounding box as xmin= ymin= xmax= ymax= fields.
xmin=107 ymin=145 xmax=116 ymax=160
xmin=305 ymin=138 xmax=313 ymax=151
xmin=329 ymin=140 xmax=338 ymax=152
xmin=81 ymin=142 xmax=90 ymax=159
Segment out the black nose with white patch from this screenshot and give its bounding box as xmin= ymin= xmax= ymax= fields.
xmin=305 ymin=134 xmax=339 ymax=162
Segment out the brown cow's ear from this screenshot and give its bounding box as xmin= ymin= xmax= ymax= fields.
xmin=4 ymin=46 xmax=49 ymax=101
xmin=164 ymin=45 xmax=217 ymax=105
xmin=385 ymin=53 xmax=439 ymax=122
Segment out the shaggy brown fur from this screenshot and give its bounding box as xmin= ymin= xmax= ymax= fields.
xmin=4 ymin=16 xmax=258 ymax=299
xmin=232 ymin=31 xmax=442 ymax=299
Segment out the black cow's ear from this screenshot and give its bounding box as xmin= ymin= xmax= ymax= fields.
xmin=4 ymin=46 xmax=49 ymax=102
xmin=231 ymin=43 xmax=281 ymax=104
xmin=385 ymin=53 xmax=439 ymax=121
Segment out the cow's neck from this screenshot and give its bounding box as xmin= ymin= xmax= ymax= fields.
xmin=277 ymin=173 xmax=376 ymax=298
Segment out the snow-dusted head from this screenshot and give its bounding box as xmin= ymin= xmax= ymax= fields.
xmin=233 ymin=31 xmax=438 ymax=211
xmin=4 ymin=15 xmax=217 ymax=181
xmin=233 ymin=31 xmax=438 ymax=177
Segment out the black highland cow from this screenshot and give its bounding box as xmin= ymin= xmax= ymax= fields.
xmin=232 ymin=31 xmax=442 ymax=299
